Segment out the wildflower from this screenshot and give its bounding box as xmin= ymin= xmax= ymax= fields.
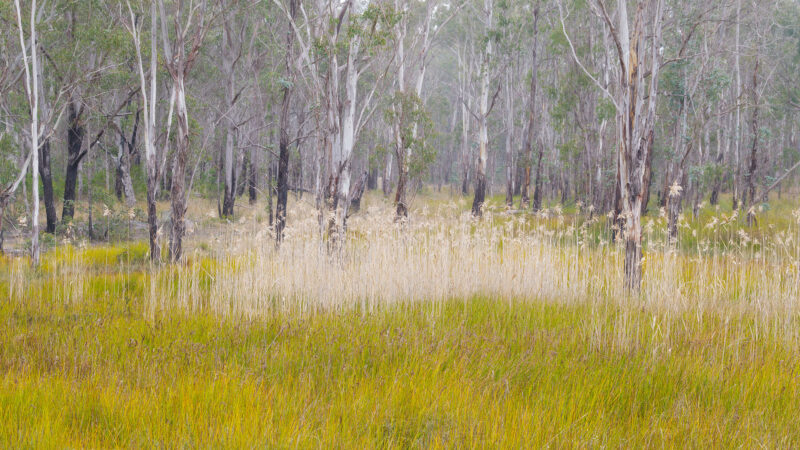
xmin=738 ymin=229 xmax=751 ymax=244
xmin=103 ymin=204 xmax=111 ymax=217
xmin=128 ymin=208 xmax=136 ymax=220
xmin=668 ymin=182 xmax=683 ymax=198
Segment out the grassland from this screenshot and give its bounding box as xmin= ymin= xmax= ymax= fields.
xmin=2 ymin=191 xmax=800 ymax=447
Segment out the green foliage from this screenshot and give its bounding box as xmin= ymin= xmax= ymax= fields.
xmin=384 ymin=91 xmax=438 ymax=179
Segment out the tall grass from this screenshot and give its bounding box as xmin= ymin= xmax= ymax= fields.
xmin=135 ymin=201 xmax=800 ymax=335
xmin=3 ymin=195 xmax=800 ymax=446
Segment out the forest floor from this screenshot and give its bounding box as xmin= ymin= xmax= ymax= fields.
xmin=2 ymin=189 xmax=800 ymax=447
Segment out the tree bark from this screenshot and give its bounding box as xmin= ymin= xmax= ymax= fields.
xmin=531 ymin=142 xmax=544 ymax=211
xmin=63 ymin=101 xmax=86 ymax=223
xmin=276 ymin=0 xmax=297 ymax=243
xmin=471 ymin=0 xmax=492 ymax=217
xmin=169 ymin=79 xmax=190 ymax=262
xmin=221 ymin=15 xmax=239 ymax=218
xmin=520 ymin=6 xmax=540 ymax=209
xmin=38 ymin=139 xmax=57 ymax=233
xmin=744 ymin=59 xmax=759 ymax=209
xmin=504 ymin=70 xmax=514 ymax=208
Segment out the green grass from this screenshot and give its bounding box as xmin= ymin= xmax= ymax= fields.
xmin=2 ymin=190 xmax=800 ymax=447
xmin=2 ymin=269 xmax=800 ymax=446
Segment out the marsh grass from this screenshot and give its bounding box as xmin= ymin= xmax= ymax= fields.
xmin=2 ymin=194 xmax=800 ymax=446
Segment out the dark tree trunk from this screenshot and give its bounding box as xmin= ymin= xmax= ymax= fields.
xmin=275 ymin=134 xmax=290 ymax=241
xmin=520 ymin=7 xmax=540 ymax=209
xmin=248 ymin=149 xmax=257 ymax=205
xmin=667 ymin=187 xmax=682 ymax=245
xmin=461 ymin=167 xmax=470 ymax=196
xmin=275 ymin=0 xmax=297 ymax=244
xmin=221 ymin=150 xmax=236 ymax=217
xmin=367 ymin=168 xmax=378 ymax=190
xmin=38 ymin=139 xmax=57 ymax=233
xmin=0 ymin=198 xmax=7 ymax=254
xmin=349 ymin=171 xmax=368 ymax=214
xmin=395 ymin=152 xmax=408 ymax=219
xmin=237 ymin=155 xmax=247 ymax=198
xmin=63 ymin=103 xmax=86 ymax=223
xmin=531 ymin=144 xmax=544 ymax=211
xmin=146 ymin=174 xmax=160 ymax=262
xmin=471 ymin=172 xmax=486 ymax=216
xmin=744 ymin=60 xmax=759 ymax=209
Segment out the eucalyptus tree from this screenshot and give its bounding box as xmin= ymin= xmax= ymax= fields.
xmin=275 ymin=0 xmax=297 ymax=244
xmin=469 ymin=0 xmax=495 ymax=217
xmin=123 ymin=0 xmax=162 ymax=262
xmin=273 ymin=0 xmax=393 ymax=243
xmin=13 ymin=0 xmax=42 ymax=265
xmin=157 ymin=0 xmax=216 ymax=262
xmin=390 ymin=0 xmax=458 ymax=219
xmin=219 ymin=1 xmax=246 ymax=218
xmin=560 ymin=0 xmax=666 ymax=291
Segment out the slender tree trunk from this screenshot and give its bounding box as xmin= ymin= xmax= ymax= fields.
xmin=504 ymin=70 xmax=514 ymax=208
xmin=744 ymin=59 xmax=759 ymax=212
xmin=520 ymin=6 xmax=539 ymax=209
xmin=532 ymin=143 xmax=544 ymax=211
xmin=276 ymin=0 xmax=297 ymax=243
xmin=248 ymin=146 xmax=258 ymax=204
xmin=169 ymin=78 xmax=190 ymax=262
xmin=38 ymin=139 xmax=57 ymax=233
xmin=63 ymin=102 xmax=86 ymax=223
xmin=471 ymin=0 xmax=492 ymax=217
xmin=16 ymin=0 xmax=41 ymax=265
xmin=732 ymin=0 xmax=742 ymax=211
xmin=667 ymin=171 xmax=683 ymax=244
xmin=221 ymin=20 xmax=237 ymax=217
xmin=117 ymin=110 xmax=139 ymax=207
xmin=382 ymin=151 xmax=393 ymax=196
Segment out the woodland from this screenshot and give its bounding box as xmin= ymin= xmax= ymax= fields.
xmin=3 ymin=0 xmax=800 ymax=446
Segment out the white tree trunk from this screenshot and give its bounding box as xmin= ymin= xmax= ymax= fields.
xmin=15 ymin=0 xmax=40 ymax=266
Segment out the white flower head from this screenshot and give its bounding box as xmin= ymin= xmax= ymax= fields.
xmin=668 ymin=181 xmax=683 ymax=198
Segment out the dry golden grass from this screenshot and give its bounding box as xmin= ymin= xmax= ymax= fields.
xmin=3 ymin=193 xmax=800 ymax=446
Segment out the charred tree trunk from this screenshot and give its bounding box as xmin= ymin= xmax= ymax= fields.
xmin=275 ymin=0 xmax=297 ymax=244
xmin=38 ymin=139 xmax=57 ymax=233
xmin=394 ymin=151 xmax=408 ymax=219
xmin=531 ymin=143 xmax=544 ymax=211
xmin=248 ymin=146 xmax=257 ymax=204
xmin=62 ymin=102 xmax=86 ymax=223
